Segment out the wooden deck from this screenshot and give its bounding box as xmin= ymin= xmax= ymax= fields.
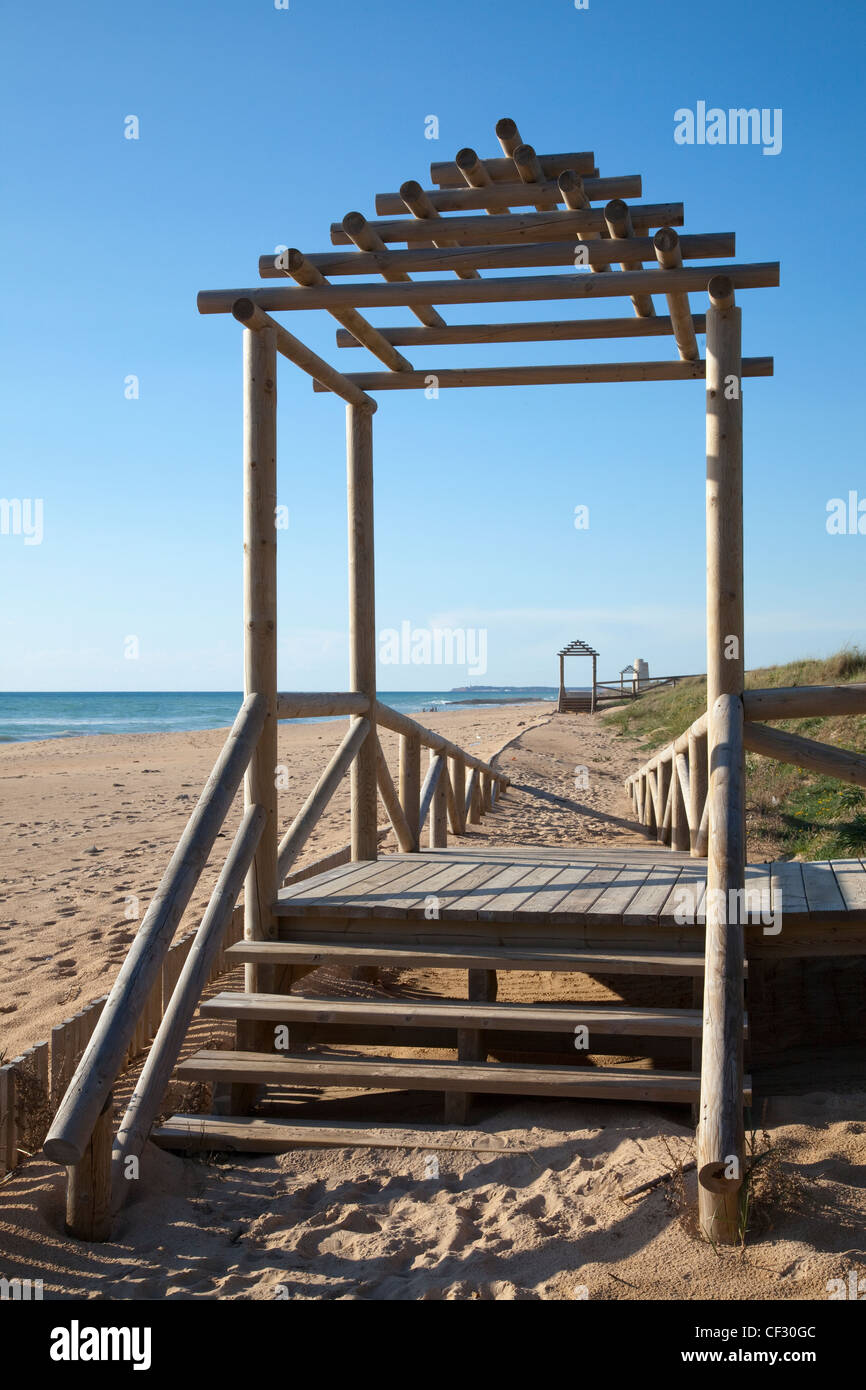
xmin=272 ymin=846 xmax=866 ymax=954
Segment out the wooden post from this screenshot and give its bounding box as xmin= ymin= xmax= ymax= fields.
xmin=481 ymin=772 xmax=492 ymax=813
xmin=443 ymin=968 xmax=498 ymax=1125
xmin=66 ymin=1090 xmax=113 ymax=1242
xmin=430 ymin=751 xmax=448 ymax=848
xmin=699 ymin=274 xmax=746 ymax=1245
xmin=347 ymin=403 xmax=379 ymax=861
xmin=450 ymin=757 xmax=466 ymax=834
xmin=591 ymin=653 xmax=597 ymax=714
xmin=243 ymin=323 xmax=279 ymax=992
xmin=689 ymin=727 xmax=709 ymax=858
xmin=558 ymin=653 xmax=565 ymax=712
xmin=698 ymin=694 xmax=746 ymax=1243
xmin=672 ymin=754 xmax=690 ymax=852
xmin=399 ymin=733 xmax=421 ymax=850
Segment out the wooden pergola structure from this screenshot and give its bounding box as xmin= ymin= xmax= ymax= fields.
xmin=557 ymin=638 xmax=599 ymax=714
xmin=44 ymin=117 xmax=787 ymax=1248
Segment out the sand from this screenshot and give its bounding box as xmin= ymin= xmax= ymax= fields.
xmin=1 ymin=704 xmax=865 ymax=1300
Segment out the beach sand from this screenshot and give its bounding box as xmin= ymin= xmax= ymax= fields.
xmin=1 ymin=704 xmax=864 ymax=1300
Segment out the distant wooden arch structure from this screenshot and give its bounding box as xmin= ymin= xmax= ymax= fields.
xmin=557 ymin=638 xmax=599 ymax=713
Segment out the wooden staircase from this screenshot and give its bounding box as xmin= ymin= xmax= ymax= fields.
xmin=154 ymin=925 xmax=752 ymax=1154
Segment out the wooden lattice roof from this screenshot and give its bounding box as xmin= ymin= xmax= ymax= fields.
xmin=558 ymin=639 xmax=599 ymax=659
xmin=198 ymin=116 xmax=778 ymax=402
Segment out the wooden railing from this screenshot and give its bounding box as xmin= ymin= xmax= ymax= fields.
xmin=34 ymin=688 xmax=504 ymax=1239
xmin=626 ymin=681 xmax=866 ymax=1243
xmin=274 ymin=694 xmax=509 ymax=876
xmin=625 ymin=711 xmax=709 ymax=857
xmin=42 ymin=694 xmax=267 ymax=1237
xmin=625 ymin=683 xmax=866 ymax=859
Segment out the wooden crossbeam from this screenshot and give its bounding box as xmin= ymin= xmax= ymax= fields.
xmin=198 ymin=263 xmax=779 ymax=316
xmin=431 ymin=149 xmax=597 ymax=186
xmin=231 ymin=300 xmax=376 ymax=409
xmin=329 ymin=204 xmax=683 ymax=246
xmin=259 ymin=233 xmax=734 ymax=281
xmin=267 ymin=248 xmax=412 ymax=372
xmin=341 ymin=211 xmax=446 ymax=329
xmin=334 ymin=315 xmax=708 ymax=348
xmin=375 ymin=174 xmax=642 ymax=216
xmin=312 ymin=358 xmax=774 ymax=392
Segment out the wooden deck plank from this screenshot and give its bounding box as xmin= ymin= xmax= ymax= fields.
xmin=510 ymin=863 xmax=597 ymax=920
xmin=829 ymin=859 xmax=866 ymax=918
xmin=801 ymin=861 xmax=848 ymax=917
xmin=371 ymin=857 xmax=498 ymax=917
xmin=551 ymin=866 xmax=630 ymax=925
xmin=584 ymin=865 xmax=652 ymax=925
xmin=622 ymin=864 xmax=684 ymax=926
xmin=476 ymin=862 xmax=577 ymax=919
xmin=769 ymin=859 xmax=807 ymax=920
xmin=403 ymin=856 xmax=525 ymax=922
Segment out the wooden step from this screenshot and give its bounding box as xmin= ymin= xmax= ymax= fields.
xmin=176 ymin=1049 xmax=754 ymax=1105
xmin=152 ymin=1114 xmax=512 ymax=1155
xmin=201 ymin=991 xmax=723 ymax=1038
xmin=226 ymin=939 xmax=711 ymax=977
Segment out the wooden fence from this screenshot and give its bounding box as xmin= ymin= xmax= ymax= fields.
xmin=0 ymin=906 xmax=245 ymax=1183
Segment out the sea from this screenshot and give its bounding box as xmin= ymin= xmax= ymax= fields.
xmin=0 ymin=690 xmax=559 ymax=744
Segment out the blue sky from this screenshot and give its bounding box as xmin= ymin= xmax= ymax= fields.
xmin=1 ymin=0 xmax=864 ymax=691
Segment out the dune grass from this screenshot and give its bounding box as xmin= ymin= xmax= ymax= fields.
xmin=604 ymin=648 xmax=866 ymax=860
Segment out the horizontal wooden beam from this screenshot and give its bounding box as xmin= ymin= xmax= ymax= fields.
xmin=260 ymin=233 xmax=735 ymax=281
xmin=336 ymin=314 xmax=709 ymax=348
xmin=199 ymin=264 xmax=779 ymax=317
xmin=742 ymin=722 xmax=866 ymax=788
xmin=742 ymin=685 xmax=866 ymax=721
xmin=431 ymin=150 xmax=597 ymax=185
xmin=276 ymin=692 xmax=370 ymax=719
xmin=314 ymin=358 xmax=774 ymax=392
xmin=230 ymin=301 xmax=376 ymax=410
xmin=375 ymin=175 xmax=642 ymax=215
xmin=330 ymin=203 xmax=684 ymax=247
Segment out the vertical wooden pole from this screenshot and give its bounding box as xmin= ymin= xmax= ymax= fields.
xmin=399 ymin=733 xmax=421 ymax=850
xmin=243 ymin=322 xmax=279 ymax=988
xmin=689 ymin=728 xmax=709 ymax=858
xmin=558 ymin=653 xmax=565 ymax=712
xmin=444 ymin=969 xmax=497 ymax=1125
xmin=66 ymin=1090 xmax=113 ymax=1241
xmin=591 ymin=654 xmax=597 ymax=714
xmin=430 ymin=751 xmax=448 ymax=848
xmin=450 ymin=757 xmax=466 ymax=834
xmin=347 ymin=403 xmax=379 ymax=861
xmin=481 ymin=772 xmax=492 ymax=812
xmin=698 ymin=275 xmax=746 ymax=1245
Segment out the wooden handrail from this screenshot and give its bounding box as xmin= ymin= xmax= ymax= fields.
xmin=743 ymin=683 xmax=866 ymax=721
xmin=110 ymin=804 xmax=266 ymax=1202
xmin=743 ymin=721 xmax=866 ymax=788
xmin=276 ymin=691 xmax=370 ymax=718
xmin=43 ymin=693 xmax=267 ymax=1166
xmin=374 ymin=700 xmax=508 ymax=784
